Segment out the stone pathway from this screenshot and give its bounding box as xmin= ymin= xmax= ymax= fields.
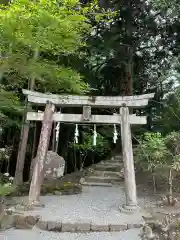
xmin=20 ymin=186 xmax=147 ymax=226
xmin=0 ymin=227 xmax=141 ymax=240
xmin=0 ymin=184 xmax=155 ymax=239
xmin=2 ymin=185 xmax=154 ymax=237
xmin=0 ymin=154 xmax=155 ymax=239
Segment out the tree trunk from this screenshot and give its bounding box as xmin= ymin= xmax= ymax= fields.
xmin=14 ymin=121 xmax=30 ymax=185
xmin=169 ymin=168 xmax=173 ymax=197
xmin=29 ymin=122 xmax=38 ymax=180
xmin=31 ymin=122 xmax=37 ymax=161
xmin=52 ymin=122 xmax=56 ymax=152
xmin=80 ymin=153 xmax=87 ymax=172
xmin=28 ymin=102 xmax=55 ymax=204
xmin=55 ymin=122 xmax=60 ymax=153
xmin=92 ymin=150 xmax=94 ymax=165
xmin=74 ymin=144 xmax=77 ymax=172
xmin=152 ymin=174 xmax=157 ymax=194
xmin=14 ymin=49 xmax=39 ymax=185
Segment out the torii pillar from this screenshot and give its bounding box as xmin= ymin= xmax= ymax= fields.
xmin=120 ymin=106 xmax=139 ymax=212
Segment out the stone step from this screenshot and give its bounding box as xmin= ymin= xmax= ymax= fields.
xmin=98 ymin=162 xmax=122 ymax=167
xmin=85 ymin=176 xmax=122 ymax=183
xmin=114 ymin=155 xmax=122 ymax=160
xmin=96 ymin=163 xmax=123 ymax=168
xmin=93 ymin=165 xmax=122 ymax=172
xmin=80 ymin=181 xmax=113 ymax=187
xmin=100 ymin=160 xmax=122 ymax=165
xmin=90 ymin=170 xmax=122 ymax=178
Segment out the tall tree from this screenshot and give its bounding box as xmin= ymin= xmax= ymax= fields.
xmin=83 ymin=0 xmax=179 ymax=97
xmin=0 ymin=0 xmax=91 ymax=184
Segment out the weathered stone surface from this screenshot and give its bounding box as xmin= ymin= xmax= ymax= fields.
xmin=36 ymin=220 xmax=48 ymax=230
xmin=80 ymin=181 xmax=112 ymax=187
xmin=61 ymin=223 xmax=77 ymax=232
xmin=0 ymin=228 xmax=143 ymax=239
xmin=23 ymin=89 xmax=154 ymax=108
xmin=119 ymin=204 xmax=140 ymax=214
xmin=86 ymin=176 xmax=121 ymax=183
xmin=127 ymin=223 xmax=143 ymax=229
xmin=0 ymin=202 xmax=5 ymax=222
xmin=26 ymin=215 xmax=40 ymax=225
xmin=15 ymin=186 xmax=147 ymax=235
xmin=0 ymin=214 xmax=14 ymax=230
xmin=76 ymin=223 xmax=91 ymax=232
xmin=31 ymin=151 xmax=65 ymax=180
xmin=44 ymin=151 xmax=65 ymax=180
xmin=14 ymin=215 xmax=31 ymax=229
xmin=14 ymin=215 xmax=39 ymax=229
xmin=91 ymin=170 xmax=122 ymax=178
xmin=46 ymin=193 xmax=53 ymax=196
xmin=53 ymin=191 xmax=62 ymax=196
xmin=91 ymin=224 xmax=109 ymax=232
xmin=94 ymin=165 xmax=122 ymax=171
xmin=109 ymin=224 xmax=127 ymax=231
xmin=47 ymin=221 xmax=62 ymax=231
xmin=80 ymin=154 xmax=123 ymax=187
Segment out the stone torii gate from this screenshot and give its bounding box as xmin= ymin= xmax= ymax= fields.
xmin=21 ymin=89 xmax=154 ymax=211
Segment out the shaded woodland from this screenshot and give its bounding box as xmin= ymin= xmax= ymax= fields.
xmin=0 ymin=0 xmax=180 ymax=188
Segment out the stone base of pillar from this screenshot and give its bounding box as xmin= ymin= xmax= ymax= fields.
xmin=119 ymin=204 xmax=140 ymax=214
xmin=28 ymin=200 xmax=45 ymax=208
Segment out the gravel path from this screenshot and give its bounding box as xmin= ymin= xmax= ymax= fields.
xmin=20 ymin=186 xmax=149 ymax=225
xmin=0 ymin=228 xmax=141 ymax=240
xmin=0 ymin=186 xmax=154 ymax=239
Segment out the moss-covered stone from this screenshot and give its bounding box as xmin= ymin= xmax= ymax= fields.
xmin=9 ymin=181 xmax=82 ymax=197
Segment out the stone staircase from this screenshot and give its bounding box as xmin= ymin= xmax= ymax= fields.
xmin=80 ymin=155 xmax=124 ymax=187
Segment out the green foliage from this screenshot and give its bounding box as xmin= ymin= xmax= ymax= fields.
xmin=0 ymin=0 xmax=100 ymax=131
xmin=0 ymin=172 xmax=16 ymax=196
xmin=135 ymin=131 xmax=180 ymax=196
xmin=0 ymin=0 xmax=89 ymax=53
xmin=135 ymin=131 xmax=180 ymax=193
xmin=0 ymin=0 xmax=92 ymax=94
xmin=0 ymin=183 xmax=16 ymax=196
xmin=0 ymin=146 xmax=12 ymax=162
xmin=165 ymin=132 xmax=180 ymax=171
xmin=1 ymin=0 xmax=180 ymax=179
xmin=157 ymin=88 xmax=180 ymax=134
xmin=152 ymin=0 xmax=180 ymax=13
xmin=0 ymin=173 xmax=16 ymax=196
xmin=135 ymin=132 xmax=170 ymax=172
xmin=165 ymin=132 xmax=180 ymax=156
xmin=0 ymin=89 xmax=23 ymax=127
xmin=72 ymin=132 xmax=110 ymax=156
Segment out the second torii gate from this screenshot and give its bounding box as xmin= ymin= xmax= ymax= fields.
xmin=21 ymin=89 xmax=154 ymax=211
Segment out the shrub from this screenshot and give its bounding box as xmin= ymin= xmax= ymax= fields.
xmin=70 ymin=132 xmax=110 ymax=171
xmin=135 ymin=132 xmax=169 ymax=172
xmin=0 ymin=146 xmax=12 ymax=162
xmin=165 ymin=131 xmax=180 ymax=157
xmin=134 ymin=132 xmax=170 ymax=193
xmin=135 ymin=131 xmax=180 ymax=196
xmin=0 ymin=173 xmax=16 ymax=198
xmin=0 ymin=183 xmax=16 ymax=197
